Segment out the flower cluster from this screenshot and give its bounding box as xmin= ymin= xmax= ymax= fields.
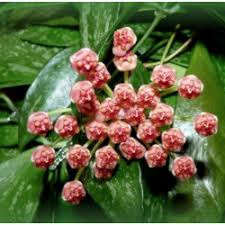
xmin=27 ymin=27 xmax=218 ymax=205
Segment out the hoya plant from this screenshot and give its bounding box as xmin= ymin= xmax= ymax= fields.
xmin=0 ymin=2 xmax=225 ymax=223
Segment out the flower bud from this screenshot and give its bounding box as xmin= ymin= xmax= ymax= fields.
xmin=85 ymin=120 xmax=108 ymax=141
xmin=70 ymin=80 xmax=95 ymax=105
xmin=172 ymin=156 xmax=197 ymax=180
xmin=137 ymin=120 xmax=160 ymax=143
xmin=96 ymin=98 xmax=120 ymax=122
xmin=194 ymin=112 xmax=218 ymax=136
xmin=93 ymin=162 xmax=113 ymax=180
xmin=145 ymin=144 xmax=168 ymax=168
xmin=76 ymin=97 xmax=100 ymax=116
xmin=95 ymin=145 xmax=119 ymax=170
xmin=27 ymin=111 xmax=53 ymax=136
xmin=149 ymin=103 xmax=174 ymax=127
xmin=113 ymin=27 xmax=137 ymax=57
xmin=86 ymin=62 xmax=111 ymax=88
xmin=108 ymin=120 xmax=131 ymax=144
xmin=124 ymin=105 xmax=146 ymax=126
xmin=31 ymin=145 xmax=55 ymax=169
xmin=70 ymin=48 xmax=98 ymax=75
xmin=113 ymin=83 xmax=137 ymax=108
xmin=113 ymin=51 xmax=137 ymax=71
xmin=162 ymin=128 xmax=186 ymax=152
xmin=178 ymin=75 xmax=204 ymax=99
xmin=62 ymin=180 xmax=86 ymax=204
xmin=137 ymin=84 xmax=160 ymax=109
xmin=151 ymin=64 xmax=176 ymax=89
xmin=119 ymin=137 xmax=146 ymax=160
xmin=54 ymin=115 xmax=79 ymax=139
xmin=66 ymin=144 xmax=91 ymax=169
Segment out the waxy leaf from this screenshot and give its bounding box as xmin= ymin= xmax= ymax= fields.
xmin=0 ymin=147 xmax=20 ymax=163
xmin=79 ymin=3 xmax=139 ymax=60
xmin=130 ymin=60 xmax=150 ymax=90
xmin=165 ymin=42 xmax=225 ymax=222
xmin=19 ymin=47 xmax=79 ymax=150
xmin=18 ymin=26 xmax=81 ymax=47
xmin=0 ymin=33 xmax=60 ymax=89
xmin=79 ymin=2 xmax=120 ymax=60
xmin=0 ymin=149 xmax=45 ymax=222
xmin=0 ymin=125 xmax=18 ymax=147
xmin=83 ymin=159 xmax=144 ymax=222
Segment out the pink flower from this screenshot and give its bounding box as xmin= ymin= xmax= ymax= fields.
xmin=62 ymin=181 xmax=86 ymax=204
xmin=178 ymin=75 xmax=204 ymax=99
xmin=162 ymin=128 xmax=186 ymax=152
xmin=66 ymin=144 xmax=91 ymax=169
xmin=137 ymin=84 xmax=160 ymax=109
xmin=124 ymin=105 xmax=146 ymax=126
xmin=93 ymin=163 xmax=113 ymax=180
xmin=95 ymin=98 xmax=120 ymax=122
xmin=70 ymin=81 xmax=100 ymax=116
xmin=137 ymin=120 xmax=160 ymax=143
xmin=86 ymin=62 xmax=111 ymax=88
xmin=31 ymin=145 xmax=55 ymax=169
xmin=172 ymin=156 xmax=197 ymax=180
xmin=113 ymin=27 xmax=137 ymax=57
xmin=113 ymin=51 xmax=137 ymax=71
xmin=119 ymin=137 xmax=146 ymax=160
xmin=70 ymin=48 xmax=98 ymax=75
xmin=145 ymin=144 xmax=168 ymax=168
xmin=85 ymin=120 xmax=108 ymax=141
xmin=108 ymin=120 xmax=131 ymax=144
xmin=149 ymin=103 xmax=174 ymax=127
xmin=95 ymin=145 xmax=119 ymax=170
xmin=113 ymin=83 xmax=137 ymax=108
xmin=194 ymin=112 xmax=218 ymax=136
xmin=70 ymin=80 xmax=95 ymax=105
xmin=54 ymin=115 xmax=79 ymax=139
xmin=151 ymin=64 xmax=176 ymax=89
xmin=27 ymin=111 xmax=53 ymax=136
xmin=77 ymin=97 xmax=100 ymax=116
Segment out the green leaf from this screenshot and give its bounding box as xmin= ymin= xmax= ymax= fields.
xmin=130 ymin=60 xmax=150 ymax=90
xmin=34 ymin=16 xmax=78 ymax=27
xmin=0 ymin=149 xmax=45 ymax=222
xmin=0 ymin=147 xmax=20 ymax=163
xmin=150 ymin=40 xmax=192 ymax=68
xmin=79 ymin=2 xmax=121 ymax=60
xmin=0 ymin=125 xmax=18 ymax=147
xmin=79 ymin=3 xmax=139 ymax=60
xmin=0 ymin=3 xmax=74 ymax=29
xmin=165 ymin=42 xmax=225 ymax=222
xmin=0 ymin=32 xmax=60 ymax=89
xmin=18 ymin=26 xmax=81 ymax=47
xmin=0 ymin=3 xmax=64 ymax=12
xmin=83 ymin=159 xmax=144 ymax=222
xmin=19 ymin=47 xmax=79 ymax=150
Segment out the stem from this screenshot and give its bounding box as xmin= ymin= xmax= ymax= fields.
xmin=133 ymin=14 xmax=165 ymax=53
xmin=170 ymin=152 xmax=176 ymax=160
xmin=0 ymin=93 xmax=17 ymax=112
xmin=102 ymin=84 xmax=113 ymax=98
xmin=75 ymin=139 xmax=104 ymax=180
xmin=154 ymin=139 xmax=161 ymax=145
xmin=48 ymin=108 xmax=72 ymax=116
xmin=160 ymin=24 xmax=180 ymax=64
xmin=83 ymin=139 xmax=93 ymax=148
xmin=0 ymin=118 xmax=10 ymax=124
xmin=146 ymin=39 xmax=168 ymax=57
xmin=144 ymin=37 xmax=193 ymax=68
xmin=160 ymin=85 xmax=178 ymax=97
xmin=124 ymin=71 xmax=129 ymax=83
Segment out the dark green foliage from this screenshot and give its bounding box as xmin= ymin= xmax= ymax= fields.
xmin=0 ymin=2 xmax=225 ymax=223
